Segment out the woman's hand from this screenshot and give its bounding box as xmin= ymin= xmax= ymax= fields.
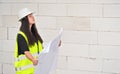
xmin=32 ymin=59 xmax=38 ymax=66
xmin=58 ymin=40 xmax=61 ymax=47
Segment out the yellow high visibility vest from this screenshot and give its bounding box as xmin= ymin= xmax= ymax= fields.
xmin=14 ymin=31 xmax=43 ymax=74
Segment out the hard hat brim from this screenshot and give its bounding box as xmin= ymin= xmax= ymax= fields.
xmin=18 ymin=8 xmax=34 ymax=21
xmin=18 ymin=11 xmax=34 ymax=21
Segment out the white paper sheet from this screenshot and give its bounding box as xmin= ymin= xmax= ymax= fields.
xmin=35 ymin=28 xmax=63 ymax=74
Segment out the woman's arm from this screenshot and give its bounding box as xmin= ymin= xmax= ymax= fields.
xmin=24 ymin=51 xmax=38 ymax=66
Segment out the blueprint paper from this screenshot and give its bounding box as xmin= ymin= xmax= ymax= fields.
xmin=35 ymin=28 xmax=63 ymax=74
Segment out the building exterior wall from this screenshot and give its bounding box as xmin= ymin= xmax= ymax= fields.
xmin=0 ymin=0 xmax=120 ymax=74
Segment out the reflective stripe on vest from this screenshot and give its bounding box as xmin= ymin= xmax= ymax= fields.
xmin=15 ymin=64 xmax=34 ymax=71
xmin=15 ymin=53 xmax=38 ymax=62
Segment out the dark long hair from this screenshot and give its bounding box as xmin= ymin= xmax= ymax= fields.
xmin=20 ymin=16 xmax=43 ymax=45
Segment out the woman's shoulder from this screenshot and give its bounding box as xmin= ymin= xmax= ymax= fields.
xmin=17 ymin=33 xmax=26 ymax=42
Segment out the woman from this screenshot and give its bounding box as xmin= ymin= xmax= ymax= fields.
xmin=14 ymin=8 xmax=43 ymax=74
xmin=14 ymin=8 xmax=61 ymax=74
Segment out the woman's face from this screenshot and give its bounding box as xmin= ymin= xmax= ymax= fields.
xmin=27 ymin=13 xmax=35 ymax=25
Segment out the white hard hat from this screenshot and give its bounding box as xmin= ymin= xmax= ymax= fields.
xmin=18 ymin=8 xmax=34 ymax=21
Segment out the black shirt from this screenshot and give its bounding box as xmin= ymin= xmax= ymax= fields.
xmin=17 ymin=34 xmax=29 ymax=55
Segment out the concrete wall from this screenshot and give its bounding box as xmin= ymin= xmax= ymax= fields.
xmin=0 ymin=0 xmax=120 ymax=74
